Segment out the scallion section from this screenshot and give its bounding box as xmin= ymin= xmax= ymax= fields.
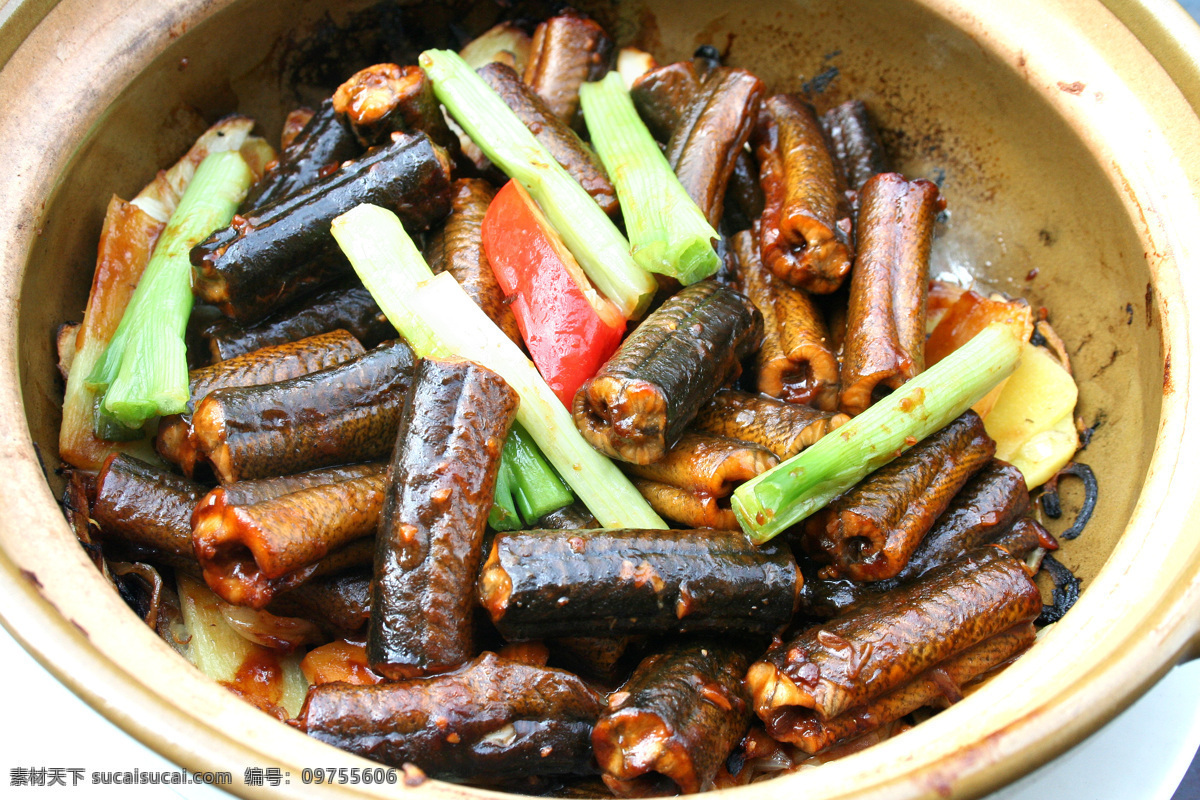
xmin=732 ymin=324 xmax=1023 ymax=543
xmin=418 ymin=48 xmax=656 ymax=319
xmin=87 ymin=151 xmax=254 ymax=427
xmin=579 ymin=71 xmax=720 ymax=285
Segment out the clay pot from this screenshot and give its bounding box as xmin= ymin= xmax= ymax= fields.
xmin=1 ymin=0 xmax=1199 ymax=797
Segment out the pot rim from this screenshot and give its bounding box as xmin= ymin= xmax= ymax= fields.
xmin=1 ymin=1 xmax=1200 ymax=799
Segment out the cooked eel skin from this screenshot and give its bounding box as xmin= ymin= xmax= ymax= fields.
xmin=746 ymin=547 xmax=1042 ymax=724
xmin=631 ymin=479 xmax=740 ymax=530
xmin=269 ymin=570 xmax=372 ymax=638
xmin=622 ymin=431 xmax=777 ymax=498
xmin=630 ymin=60 xmax=762 ymax=231
xmin=219 ymin=462 xmax=386 ymax=507
xmin=536 ymin=503 xmax=601 ymax=530
xmin=192 ymin=132 xmax=452 ymax=324
xmin=733 ymin=227 xmax=838 ymax=408
xmin=524 ymin=10 xmax=614 ymax=130
xmin=332 ymin=63 xmax=459 ymax=155
xmin=298 ymin=652 xmax=604 ymax=779
xmin=478 ymin=63 xmax=617 ymax=215
xmin=157 ymin=330 xmax=365 ymax=476
xmin=192 ymin=471 xmax=386 ymax=599
xmin=804 ymin=411 xmax=996 ymax=582
xmin=240 ymin=99 xmax=359 ymax=212
xmin=892 ymin=459 xmax=1029 ymax=583
xmin=423 ymin=178 xmax=522 ymax=346
xmin=820 ymin=99 xmax=890 ymax=197
xmin=594 ymin=641 xmax=751 ymax=794
xmin=690 ymin=389 xmax=849 ymax=461
xmin=202 ymin=282 xmax=392 ymax=362
xmin=553 ymin=636 xmax=631 ymax=683
xmin=573 ymin=282 xmax=763 ymax=464
xmin=192 ymin=340 xmax=418 ymax=483
xmin=754 ymin=95 xmax=852 ymax=294
xmin=768 ymin=623 xmax=1036 ymax=754
xmin=478 ymin=529 xmax=799 ymax=640
xmin=92 ymin=454 xmax=206 ymax=563
xmin=368 ymin=359 xmax=518 ymax=679
xmin=665 ymin=67 xmax=763 ymax=227
xmin=838 ymin=172 xmax=941 ymax=415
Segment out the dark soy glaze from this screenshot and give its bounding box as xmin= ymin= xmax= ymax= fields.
xmin=202 ymin=282 xmax=392 ymax=362
xmin=838 ymin=172 xmax=941 ymax=415
xmin=754 ymin=95 xmax=852 ymax=294
xmin=478 ymin=528 xmax=799 ymax=640
xmin=368 ymin=359 xmax=518 ymax=679
xmin=621 ymin=431 xmax=778 ymax=498
xmin=732 ymin=227 xmax=838 ymax=408
xmin=573 ymin=282 xmax=763 ymax=465
xmin=192 ymin=132 xmax=452 ymax=324
xmin=772 ymin=623 xmax=1036 ymax=754
xmin=91 ymin=453 xmax=206 ymax=565
xmin=594 ymin=641 xmax=751 ymax=794
xmin=332 ymin=63 xmax=459 ymax=154
xmin=523 ymin=10 xmax=614 ymax=131
xmin=479 ymin=63 xmax=617 ymax=215
xmin=192 ymin=340 xmax=417 ymax=483
xmin=269 ymin=570 xmax=372 ymax=638
xmin=690 ymin=389 xmax=849 ymax=461
xmin=423 ymin=178 xmax=522 ymax=346
xmin=746 ymin=547 xmax=1042 ymax=726
xmin=803 ymin=411 xmax=996 ymax=582
xmin=820 ymin=99 xmax=891 ymax=199
xmin=240 ymin=99 xmax=360 ymax=212
xmin=630 ymin=478 xmax=740 ymax=530
xmin=297 ymin=653 xmax=605 ymax=779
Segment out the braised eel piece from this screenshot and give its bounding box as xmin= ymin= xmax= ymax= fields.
xmin=573 ymin=282 xmax=763 ymax=464
xmin=690 ymin=389 xmax=849 ymax=461
xmin=630 ymin=59 xmax=763 ymax=230
xmin=478 ymin=63 xmax=618 ymax=215
xmin=368 ymin=359 xmax=518 ymax=679
xmin=297 ymin=652 xmax=604 ymax=779
xmin=666 ymin=67 xmax=763 ymax=227
xmin=838 ymin=172 xmax=941 ymax=415
xmin=754 ymin=95 xmax=852 ymax=294
xmin=553 ymin=636 xmax=631 ymax=683
xmin=423 ymin=178 xmax=522 ymax=346
xmin=732 ymin=227 xmax=838 ymax=408
xmin=631 ymin=479 xmax=740 ymax=530
xmin=523 ymin=10 xmax=614 ymax=131
xmin=594 ymin=641 xmax=751 ymax=795
xmin=192 ymin=340 xmax=417 ymax=483
xmin=776 ymin=622 xmax=1036 ymax=754
xmin=192 ymin=470 xmax=387 ymax=609
xmin=537 ymin=503 xmax=601 ymax=530
xmin=192 ymin=132 xmax=452 ymax=324
xmin=820 ymin=99 xmax=890 ymax=198
xmin=270 ymin=570 xmax=372 ymax=639
xmin=892 ymin=459 xmax=1030 ymax=583
xmin=332 ymin=63 xmax=459 ymax=154
xmin=803 ymin=411 xmax=995 ymax=582
xmin=157 ymin=330 xmax=365 ymax=476
xmin=92 ymin=454 xmax=207 ymax=569
xmin=201 ymin=281 xmax=391 ymax=362
xmin=746 ymin=547 xmax=1041 ymax=748
xmin=240 ymin=99 xmax=359 ymax=212
xmin=220 ymin=463 xmax=385 ymax=506
xmin=623 ymin=431 xmax=777 ymax=498
xmin=478 ymin=528 xmax=800 ymax=640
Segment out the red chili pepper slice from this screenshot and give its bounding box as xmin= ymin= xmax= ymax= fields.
xmin=483 ymin=180 xmax=626 ymax=406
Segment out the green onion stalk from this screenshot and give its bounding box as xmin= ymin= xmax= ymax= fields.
xmin=579 ymin=72 xmax=721 ymax=285
xmin=87 ymin=151 xmax=254 ymax=427
xmin=332 ymin=204 xmax=581 ymax=527
xmin=332 ymin=203 xmax=666 ymax=530
xmin=419 ymin=48 xmax=657 ymax=320
xmin=732 ymin=323 xmax=1024 ymax=543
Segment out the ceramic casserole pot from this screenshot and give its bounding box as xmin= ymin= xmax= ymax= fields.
xmin=1 ymin=0 xmax=1199 ymax=797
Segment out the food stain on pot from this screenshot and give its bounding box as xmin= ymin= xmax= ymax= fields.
xmin=1057 ymin=80 xmax=1086 ymax=95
